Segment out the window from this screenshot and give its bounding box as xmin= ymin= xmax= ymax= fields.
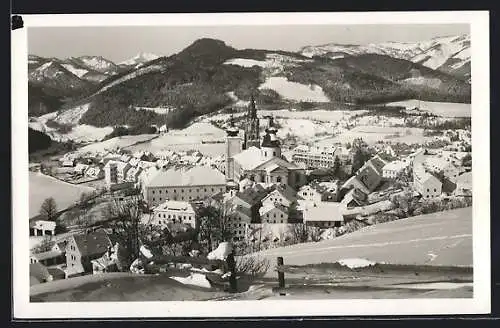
xmin=181 ymin=197 xmax=184 ymax=200
xmin=158 ymin=213 xmax=161 ymax=218
xmin=434 ymin=188 xmax=437 ymax=192
xmin=163 ymin=214 xmax=166 ymax=218
xmin=281 ymin=214 xmax=283 ymax=218
xmin=168 ymin=214 xmax=171 ymax=218
xmin=273 ymin=151 xmax=276 ymax=156
xmin=152 ymin=190 xmax=155 ymax=194
xmin=212 ymin=188 xmax=215 ymax=192
xmin=165 ymin=189 xmax=168 ymax=193
xmin=204 ymin=188 xmax=207 ymax=192
xmin=159 ymin=197 xmax=162 ymax=201
xmin=173 ymin=189 xmax=176 ymax=193
xmin=274 ymin=213 xmax=276 ymax=218
xmin=281 ymin=220 xmax=283 ymax=223
xmin=153 ymin=198 xmax=155 ymax=201
xmin=197 ymin=189 xmax=200 ymax=192
xmin=427 ymin=188 xmax=430 ymax=192
xmin=181 ymin=189 xmax=184 ymax=193
xmin=159 ymin=190 xmax=161 ymax=194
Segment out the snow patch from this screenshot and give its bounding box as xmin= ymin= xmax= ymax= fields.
xmin=135 ymin=106 xmax=173 ymax=115
xmin=259 ymin=77 xmax=330 ymax=102
xmin=170 ymin=273 xmax=212 ymax=289
xmin=120 ymin=52 xmax=160 ymax=66
xmin=337 ymin=258 xmax=376 ymax=269
xmin=207 ymin=242 xmax=233 ymax=261
xmin=224 ymin=58 xmax=268 ymax=68
xmin=61 ymin=64 xmax=89 ymax=78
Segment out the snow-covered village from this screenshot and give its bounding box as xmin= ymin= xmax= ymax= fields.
xmin=24 ymin=23 xmax=477 ymax=302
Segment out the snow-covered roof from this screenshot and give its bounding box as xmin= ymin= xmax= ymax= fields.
xmin=144 ymin=166 xmax=226 ymax=188
xmin=383 ymin=160 xmax=409 ymax=172
xmin=154 ymin=200 xmax=195 ymax=213
xmin=456 ymin=172 xmax=472 ymax=186
xmin=232 ymin=146 xmax=265 ymax=170
xmin=303 ymin=202 xmax=344 ymax=222
xmin=259 ymin=203 xmax=288 ymax=216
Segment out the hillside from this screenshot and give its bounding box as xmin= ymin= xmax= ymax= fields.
xmin=252 ymin=207 xmax=472 ymax=268
xmin=29 ymin=36 xmax=471 ymax=132
xmin=300 ymin=34 xmax=471 ymax=81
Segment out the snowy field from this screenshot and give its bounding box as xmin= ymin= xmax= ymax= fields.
xmin=135 ymin=106 xmax=173 ymax=115
xmin=124 ymin=122 xmax=227 ymax=157
xmin=276 ymin=119 xmax=333 ymax=140
xmin=253 ymin=207 xmax=472 ymax=268
xmin=28 ymin=104 xmax=114 ymax=143
xmin=259 ymin=77 xmax=330 ymax=102
xmin=316 ymin=126 xmax=432 ymax=146
xmin=258 ymin=109 xmax=367 ymax=122
xmin=75 ymin=134 xmax=158 ymax=155
xmin=385 ymin=99 xmax=471 ymax=118
xmin=29 ymin=172 xmax=95 ymax=218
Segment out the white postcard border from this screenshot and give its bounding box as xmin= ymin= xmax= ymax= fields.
xmin=12 ymin=11 xmax=490 ymax=318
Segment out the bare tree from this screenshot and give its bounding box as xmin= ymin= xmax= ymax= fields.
xmin=39 ymin=197 xmax=58 ymax=221
xmin=196 ymin=200 xmax=236 ymax=253
xmin=31 ymin=235 xmax=55 ymax=254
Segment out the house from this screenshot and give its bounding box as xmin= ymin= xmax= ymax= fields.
xmin=413 ymin=164 xmax=442 ymax=199
xmin=424 ymin=157 xmax=460 ymax=182
xmin=455 ymin=172 xmax=472 ymax=197
xmin=119 ymin=154 xmax=132 ymax=163
xmin=29 ymin=220 xmax=56 ymax=237
xmin=291 ymin=145 xmax=338 ymax=169
xmin=129 ymin=157 xmax=141 ymax=167
xmin=238 ymin=178 xmax=254 ymax=192
xmin=229 ymin=205 xmax=253 ymax=241
xmin=64 ymin=229 xmax=115 ymax=278
xmin=299 ymin=184 xmax=323 ymax=203
xmin=259 ymin=203 xmax=289 ymax=224
xmin=226 ymin=184 xmax=268 ymax=223
xmin=340 ymin=188 xmax=368 ymax=209
xmin=261 ymin=184 xmax=297 ymax=209
xmin=91 ymin=242 xmax=120 ymax=274
xmin=302 ymin=201 xmax=344 ymax=228
xmin=125 ymin=166 xmax=143 ymax=183
xmin=340 ymin=176 xmax=371 ymax=196
xmin=317 ymin=180 xmax=341 ymax=202
xmin=152 ymin=200 xmax=197 ymax=229
xmin=142 ymin=166 xmax=227 ymax=207
xmin=30 ymin=245 xmax=66 ymax=267
xmin=382 ymin=160 xmax=410 ymax=179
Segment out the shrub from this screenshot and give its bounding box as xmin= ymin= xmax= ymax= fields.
xmin=236 ymin=255 xmax=271 ymax=278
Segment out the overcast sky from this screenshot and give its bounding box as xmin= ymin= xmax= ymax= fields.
xmin=28 ymin=24 xmax=469 ymax=63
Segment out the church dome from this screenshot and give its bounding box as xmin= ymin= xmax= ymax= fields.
xmin=261 ymin=132 xmax=280 ymax=148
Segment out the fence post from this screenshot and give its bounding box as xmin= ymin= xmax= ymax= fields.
xmin=277 ymin=256 xmax=285 ymax=296
xmin=226 ymin=252 xmax=237 ymax=293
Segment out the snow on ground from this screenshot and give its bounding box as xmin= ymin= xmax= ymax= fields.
xmin=401 ymin=77 xmax=442 ymax=88
xmin=224 ymin=58 xmax=268 ymax=68
xmin=76 ymin=134 xmax=157 ymax=155
xmin=170 ymin=273 xmax=212 ymax=289
xmin=252 ymin=207 xmax=472 ymax=269
xmin=135 ymin=106 xmax=173 ymax=115
xmin=259 ymin=77 xmax=330 ymax=102
xmin=386 ymin=99 xmax=471 ymax=118
xmin=392 ymin=282 xmax=473 ymax=290
xmin=29 ymin=172 xmax=95 ymax=218
xmin=125 ymin=122 xmax=226 ymax=157
xmin=52 ymin=103 xmax=90 ymax=125
xmin=259 ymin=109 xmax=366 ymax=122
xmin=61 ymin=64 xmax=88 ymax=78
xmin=277 ymin=119 xmax=331 ymax=139
xmin=316 ymin=126 xmax=431 ymax=146
xmin=337 ymin=258 xmax=377 ymax=269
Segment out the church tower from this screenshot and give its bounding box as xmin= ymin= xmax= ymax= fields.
xmin=260 ymin=120 xmax=281 ymax=160
xmin=244 ymin=94 xmax=260 ymax=149
xmin=225 ymin=114 xmax=243 ymax=185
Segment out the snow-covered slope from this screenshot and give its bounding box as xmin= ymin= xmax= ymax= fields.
xmin=119 ymin=52 xmax=160 ymax=66
xmin=61 ymin=64 xmax=89 ymax=78
xmin=75 ymin=56 xmax=118 ymax=74
xmin=258 ymin=76 xmax=330 ymax=102
xmin=300 ymin=34 xmax=470 ymax=79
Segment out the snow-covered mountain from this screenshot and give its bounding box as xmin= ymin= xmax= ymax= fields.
xmin=300 ymin=34 xmax=470 ymax=80
xmin=73 ymin=55 xmax=119 ymax=74
xmin=119 ymin=52 xmax=161 ymax=67
xmin=29 ymin=60 xmax=90 ymax=90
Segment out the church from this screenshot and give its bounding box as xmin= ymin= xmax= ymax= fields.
xmin=225 ymin=95 xmax=306 ymax=190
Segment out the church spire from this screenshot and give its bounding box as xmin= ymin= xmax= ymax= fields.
xmin=249 ymin=94 xmax=257 ymax=119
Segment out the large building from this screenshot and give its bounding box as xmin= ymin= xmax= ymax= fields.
xmin=224 ymin=99 xmax=306 ymax=189
xmin=413 ymin=164 xmax=442 ymax=199
xmin=292 ymin=145 xmax=339 ymax=169
xmin=152 ymin=200 xmax=197 ymax=229
xmin=142 ymin=165 xmax=227 ymax=207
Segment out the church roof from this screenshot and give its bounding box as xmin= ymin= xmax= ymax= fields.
xmin=233 ymin=147 xmax=266 ymax=170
